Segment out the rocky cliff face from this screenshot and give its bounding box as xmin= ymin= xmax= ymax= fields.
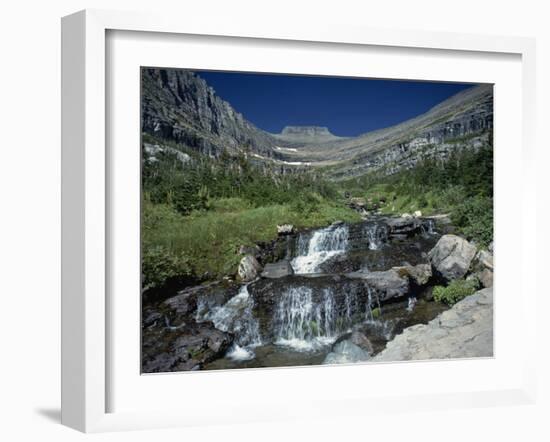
xmin=141 ymin=68 xmax=278 ymax=158
xmin=141 ymin=69 xmax=493 ymax=178
xmin=267 ymin=84 xmax=493 ymax=178
xmin=328 ymin=85 xmax=493 ymax=178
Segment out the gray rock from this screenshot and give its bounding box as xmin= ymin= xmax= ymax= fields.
xmin=143 ymin=143 xmax=191 ymax=165
xmin=276 ymin=224 xmax=295 ymax=235
xmin=373 ymin=287 xmax=493 ymax=362
xmin=350 ymin=330 xmax=374 ymax=354
xmin=349 ymin=197 xmax=367 ymax=210
xmin=141 ymin=69 xmax=277 ymax=159
xmin=261 ymin=260 xmax=294 ymax=278
xmin=386 ymin=216 xmax=421 ymax=235
xmin=142 ymin=320 xmax=234 ymax=373
xmin=393 ymin=263 xmax=432 ymax=286
xmin=323 ymin=340 xmax=371 ymax=365
xmin=474 ymin=249 xmax=494 ymax=271
xmin=160 ymin=282 xmax=240 ymax=327
xmin=428 ymin=234 xmax=477 ymax=281
xmin=274 ymin=126 xmax=344 ymax=144
xmin=347 ymin=269 xmax=409 ymax=302
xmin=237 ymin=255 xmax=262 ymax=282
xmin=238 ymin=244 xmax=260 ymax=256
xmin=479 ymin=268 xmax=493 ymax=288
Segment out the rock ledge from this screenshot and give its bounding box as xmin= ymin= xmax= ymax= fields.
xmin=373 ymin=287 xmax=493 ymax=362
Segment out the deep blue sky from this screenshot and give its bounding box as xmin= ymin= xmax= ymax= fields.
xmin=195 ymin=71 xmax=475 ymax=137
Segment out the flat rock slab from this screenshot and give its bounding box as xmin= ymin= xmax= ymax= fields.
xmin=347 ymin=269 xmax=409 ymax=302
xmin=372 ymin=287 xmax=493 ymax=362
xmin=261 ymin=260 xmax=294 ymax=278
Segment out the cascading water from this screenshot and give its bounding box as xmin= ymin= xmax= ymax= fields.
xmin=274 ymin=286 xmax=335 ymax=350
xmin=273 ymin=286 xmax=364 ymax=351
xmin=365 ymin=284 xmax=382 ymax=321
xmin=291 ymin=224 xmax=349 ymax=274
xmin=197 ymin=285 xmax=262 ymax=361
xmin=364 ymin=222 xmax=389 ymax=250
xmin=420 ymin=219 xmax=436 ymax=236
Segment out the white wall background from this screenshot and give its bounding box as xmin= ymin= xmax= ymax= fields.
xmin=0 ymin=0 xmax=547 ymax=440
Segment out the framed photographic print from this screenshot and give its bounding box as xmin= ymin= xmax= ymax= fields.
xmin=61 ymin=9 xmax=537 ymax=432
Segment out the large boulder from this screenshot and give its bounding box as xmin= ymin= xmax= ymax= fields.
xmin=261 ymin=260 xmax=294 ymax=278
xmin=237 ymin=254 xmax=262 ymax=282
xmin=428 ymin=234 xmax=477 ymax=281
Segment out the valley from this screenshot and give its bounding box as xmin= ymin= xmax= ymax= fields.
xmin=140 ymin=68 xmax=494 ymax=372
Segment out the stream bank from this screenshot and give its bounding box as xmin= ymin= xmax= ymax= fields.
xmin=142 ymin=214 xmax=492 ymax=372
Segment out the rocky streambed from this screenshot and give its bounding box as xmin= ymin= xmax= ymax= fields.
xmin=142 ymin=215 xmax=494 ymax=373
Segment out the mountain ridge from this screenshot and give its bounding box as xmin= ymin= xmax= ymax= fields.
xmin=141 ymin=68 xmax=493 ymax=178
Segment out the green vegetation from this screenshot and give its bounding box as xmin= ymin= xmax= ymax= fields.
xmin=142 ymin=138 xmax=360 ymax=289
xmin=433 ymin=278 xmax=479 ymax=305
xmin=142 ymin=135 xmax=341 ymax=215
xmin=338 ymin=140 xmax=493 ymax=246
xmin=142 ymin=197 xmax=359 ymax=288
xmin=142 ymin=132 xmax=493 ymax=292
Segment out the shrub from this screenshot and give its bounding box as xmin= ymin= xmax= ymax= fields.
xmin=433 ymin=278 xmax=478 ymax=305
xmin=141 ymin=245 xmax=191 ymax=290
xmin=209 ymin=197 xmax=252 ymax=213
xmin=290 ymin=192 xmax=322 ymax=217
xmin=451 ymin=195 xmax=493 ymax=247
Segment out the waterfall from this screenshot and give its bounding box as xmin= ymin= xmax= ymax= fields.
xmin=291 ymin=224 xmax=349 ymax=274
xmin=364 ymin=222 xmax=389 ymax=250
xmin=197 ymin=285 xmax=262 ymax=360
xmin=274 ymin=286 xmax=334 ymax=350
xmin=365 ymin=284 xmax=382 ymax=321
xmin=273 ymin=286 xmax=361 ymax=351
xmin=420 ymin=219 xmax=436 ymax=236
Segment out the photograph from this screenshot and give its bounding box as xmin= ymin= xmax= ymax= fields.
xmin=140 ymin=67 xmax=494 ymax=373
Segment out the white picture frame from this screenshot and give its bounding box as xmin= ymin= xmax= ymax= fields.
xmin=61 ymin=9 xmax=537 ymax=433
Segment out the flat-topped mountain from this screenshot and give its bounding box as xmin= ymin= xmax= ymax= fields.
xmin=286 ymin=84 xmax=494 ymax=178
xmin=282 ymin=126 xmax=332 ymax=136
xmin=272 ymin=126 xmax=346 ymax=145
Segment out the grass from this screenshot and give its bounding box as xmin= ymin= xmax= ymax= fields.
xmin=142 ymin=197 xmax=360 ymax=287
xmin=433 ymin=278 xmax=479 ymax=305
xmin=141 ymin=135 xmax=493 ymax=291
xmin=337 ymin=143 xmax=493 ymax=246
xmin=356 ymin=183 xmax=462 ymax=216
